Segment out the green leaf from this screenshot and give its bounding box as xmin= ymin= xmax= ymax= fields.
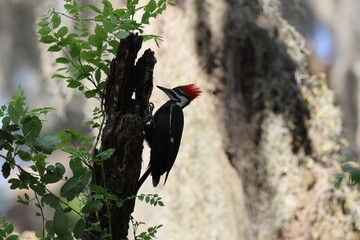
xmin=96 ymin=149 xmax=115 ymax=162
xmin=93 ymin=194 xmax=104 ymax=200
xmin=120 ymin=20 xmax=140 ymax=31
xmin=0 ymin=130 xmax=14 ymax=144
xmin=69 ymin=158 xmax=87 ymax=178
xmin=67 ymin=79 xmax=82 ymax=89
xmin=64 ymin=4 xmax=73 ymax=12
xmin=34 ymin=155 xmax=47 ymax=175
xmin=84 ymin=90 xmax=97 ymax=99
xmin=39 ymin=35 xmax=57 ymax=44
xmin=47 ymin=45 xmax=61 ymax=52
xmin=17 ymin=150 xmax=31 ymax=161
xmin=11 ymin=85 xmax=26 ymax=104
xmin=59 ymin=33 xmax=78 ymax=46
xmin=51 ymin=12 xmax=61 ymax=29
xmin=21 ymin=116 xmax=42 ymax=141
xmin=81 ymin=200 xmax=103 ymax=213
xmin=4 ymin=223 xmax=14 ymax=235
xmin=2 ymin=162 xmax=11 ymax=179
xmin=63 ymin=207 xmax=72 ymax=213
xmin=114 ymin=9 xmax=126 ymax=17
xmin=37 ymin=13 xmax=50 ymax=27
xmin=56 ymin=26 xmax=69 ymax=38
xmin=52 ymin=74 xmax=67 ymax=79
xmin=108 ymin=39 xmax=119 ymax=54
xmin=5 ymin=125 xmax=20 ymax=132
xmin=102 ymin=0 xmax=113 ymax=17
xmin=7 ymin=104 xmax=21 ymax=125
xmin=80 ymin=51 xmax=95 ymax=61
xmin=37 ymin=27 xmax=52 ymax=35
xmin=56 ymin=57 xmax=70 ymax=64
xmin=35 ymin=110 xmax=55 ymax=122
xmin=141 ymin=11 xmax=151 ymax=24
xmin=53 ymin=207 xmax=72 ymax=240
xmin=60 ymin=171 xmax=92 ymax=201
xmin=98 ymin=63 xmax=109 ymax=75
xmin=144 ymin=0 xmax=157 ymax=12
xmin=95 ymin=68 xmax=101 ymax=82
xmin=6 ymin=235 xmax=18 ymax=240
xmin=80 ymin=65 xmax=95 ymax=74
xmin=46 ymin=221 xmax=54 ymax=237
xmin=103 ymin=18 xmax=115 ymax=33
xmin=41 ymin=193 xmax=59 ymax=208
xmin=29 ymin=183 xmax=46 ymax=196
xmin=69 ymin=43 xmax=81 ymax=59
xmin=8 ymin=179 xmax=20 ymax=189
xmin=88 ymin=34 xmax=103 ymax=48
xmin=115 ymin=31 xmax=130 ymax=39
xmin=73 ymin=219 xmax=85 ymax=239
xmin=107 ymin=194 xmax=119 ymax=201
xmin=82 ymin=4 xmax=102 ymax=13
xmin=95 ymin=24 xmax=107 ymax=41
xmin=40 ymin=163 xmax=65 ymax=183
xmin=90 ymin=184 xmax=107 ymax=194
xmin=34 ymin=134 xmax=61 ymax=154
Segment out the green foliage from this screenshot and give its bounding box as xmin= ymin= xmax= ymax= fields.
xmin=0 ymin=0 xmax=173 ymax=239
xmin=0 ymin=87 xmax=87 ymax=239
xmin=130 ymin=219 xmax=163 ymax=240
xmin=0 ymin=218 xmax=18 ymax=240
xmin=136 ymin=193 xmax=165 ymax=207
xmin=37 ymin=0 xmax=174 ymax=101
xmin=336 ymin=162 xmax=360 ymax=187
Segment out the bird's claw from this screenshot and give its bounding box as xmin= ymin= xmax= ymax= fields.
xmin=145 ymin=102 xmax=154 ymax=124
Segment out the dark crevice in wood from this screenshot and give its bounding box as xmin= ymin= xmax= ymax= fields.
xmin=83 ymin=33 xmax=156 ymax=240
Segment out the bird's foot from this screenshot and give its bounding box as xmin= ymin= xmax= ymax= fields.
xmin=144 ymin=102 xmax=154 ymax=124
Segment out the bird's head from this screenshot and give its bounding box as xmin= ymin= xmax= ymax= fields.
xmin=157 ymin=84 xmax=201 ymax=108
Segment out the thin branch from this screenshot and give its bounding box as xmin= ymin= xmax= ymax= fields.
xmin=34 ymin=192 xmax=46 ymax=239
xmin=57 ymin=12 xmax=99 ymax=22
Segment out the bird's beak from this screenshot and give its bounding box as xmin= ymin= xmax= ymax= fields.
xmin=157 ymin=85 xmax=173 ymax=98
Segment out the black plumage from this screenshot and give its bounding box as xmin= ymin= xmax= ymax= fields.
xmin=145 ymin=102 xmax=184 ymax=186
xmin=137 ymin=84 xmax=201 ymax=190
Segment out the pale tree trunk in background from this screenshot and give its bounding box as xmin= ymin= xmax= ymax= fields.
xmin=311 ymin=0 xmax=360 ymax=161
xmin=135 ymin=0 xmax=360 ymax=239
xmin=2 ymin=0 xmax=359 ymax=238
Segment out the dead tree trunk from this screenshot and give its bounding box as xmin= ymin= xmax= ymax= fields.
xmin=84 ymin=34 xmax=156 ymax=239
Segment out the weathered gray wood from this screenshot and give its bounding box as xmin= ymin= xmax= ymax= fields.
xmin=84 ymin=34 xmax=156 ymax=240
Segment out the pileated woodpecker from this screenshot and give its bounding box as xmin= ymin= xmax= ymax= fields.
xmin=137 ymin=84 xmax=201 ymax=189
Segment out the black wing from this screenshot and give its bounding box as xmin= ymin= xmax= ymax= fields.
xmin=164 ymin=104 xmax=184 ymax=184
xmin=149 ymin=102 xmax=184 ymax=186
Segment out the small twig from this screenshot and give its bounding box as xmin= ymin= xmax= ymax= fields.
xmin=58 ymin=12 xmax=99 ymax=22
xmin=34 ymin=193 xmax=46 ymax=239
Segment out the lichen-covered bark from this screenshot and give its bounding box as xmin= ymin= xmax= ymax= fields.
xmin=311 ymin=0 xmax=360 ymax=161
xmin=133 ymin=0 xmax=360 ymax=239
xmin=85 ymin=34 xmax=156 ymax=239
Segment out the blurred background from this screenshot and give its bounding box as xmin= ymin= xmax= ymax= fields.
xmin=0 ymin=0 xmax=360 ymax=239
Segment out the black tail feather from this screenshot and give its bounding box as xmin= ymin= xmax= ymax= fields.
xmin=137 ymin=168 xmax=151 ymax=192
xmin=152 ymin=174 xmax=160 ymax=187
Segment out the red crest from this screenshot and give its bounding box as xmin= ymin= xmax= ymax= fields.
xmin=182 ymin=84 xmax=201 ymax=101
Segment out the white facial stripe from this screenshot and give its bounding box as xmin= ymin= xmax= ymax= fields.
xmin=168 ymin=91 xmax=178 ymax=101
xmin=176 ymin=95 xmax=189 ymax=108
xmin=169 ymin=104 xmax=173 ymax=141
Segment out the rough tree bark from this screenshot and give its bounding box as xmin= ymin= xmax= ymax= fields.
xmin=311 ymin=0 xmax=360 ymax=161
xmin=84 ymin=34 xmax=156 ymax=239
